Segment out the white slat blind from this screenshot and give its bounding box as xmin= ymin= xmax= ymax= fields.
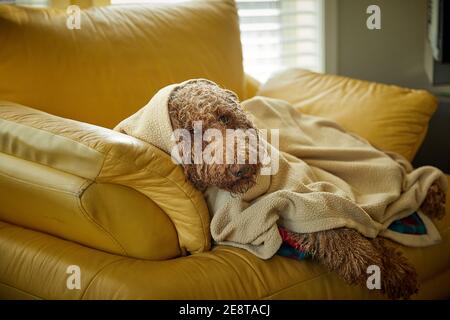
xmin=112 ymin=0 xmax=185 ymax=4
xmin=237 ymin=0 xmax=323 ymax=81
xmin=4 ymin=0 xmax=48 ymax=5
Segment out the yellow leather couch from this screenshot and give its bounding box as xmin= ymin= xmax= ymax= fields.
xmin=0 ymin=1 xmax=449 ymax=299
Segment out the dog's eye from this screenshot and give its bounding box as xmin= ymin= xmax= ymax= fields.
xmin=219 ymin=115 xmax=230 ymax=124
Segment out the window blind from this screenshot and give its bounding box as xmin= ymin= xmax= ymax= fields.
xmin=2 ymin=0 xmax=48 ymax=5
xmin=237 ymin=0 xmax=323 ymax=81
xmin=112 ymin=0 xmax=185 ymax=4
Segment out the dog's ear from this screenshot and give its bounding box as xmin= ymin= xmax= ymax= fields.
xmin=184 ymin=165 xmax=207 ymax=192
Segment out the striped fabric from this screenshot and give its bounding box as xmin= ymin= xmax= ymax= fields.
xmin=278 ymin=212 xmax=427 ymax=261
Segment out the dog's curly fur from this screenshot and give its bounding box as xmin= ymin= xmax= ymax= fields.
xmin=421 ymin=183 xmax=446 ymax=220
xmin=168 ymin=80 xmax=260 ymax=194
xmin=280 ymin=226 xmax=420 ymax=299
xmin=167 ymin=80 xmax=446 ymax=300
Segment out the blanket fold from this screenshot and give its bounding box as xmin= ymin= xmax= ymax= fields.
xmin=115 ymin=81 xmax=447 ymax=260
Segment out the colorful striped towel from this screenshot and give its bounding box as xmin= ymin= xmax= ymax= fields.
xmin=278 ymin=212 xmax=427 ymax=260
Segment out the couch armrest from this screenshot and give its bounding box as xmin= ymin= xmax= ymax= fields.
xmin=0 ymin=101 xmax=211 ymax=259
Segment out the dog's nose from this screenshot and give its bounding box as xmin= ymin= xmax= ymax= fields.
xmin=232 ymin=165 xmax=251 ymax=178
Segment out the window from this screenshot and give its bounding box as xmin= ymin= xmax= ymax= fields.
xmin=5 ymin=0 xmax=48 ymax=6
xmin=237 ymin=0 xmax=324 ymax=81
xmin=111 ymin=0 xmax=327 ymax=82
xmin=112 ymin=0 xmax=185 ymax=4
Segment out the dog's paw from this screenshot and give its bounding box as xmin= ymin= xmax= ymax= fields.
xmin=420 ymin=183 xmax=446 ymax=220
xmin=298 ymin=228 xmax=383 ymax=286
xmin=372 ymin=238 xmax=419 ymax=300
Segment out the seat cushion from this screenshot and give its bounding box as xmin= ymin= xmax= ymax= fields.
xmin=0 ymin=1 xmax=244 ymax=128
xmin=1 ymin=175 xmax=448 ymax=299
xmin=257 ymin=69 xmax=438 ymax=161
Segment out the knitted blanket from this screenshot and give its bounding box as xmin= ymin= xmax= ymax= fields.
xmin=115 ymin=80 xmax=447 ymax=260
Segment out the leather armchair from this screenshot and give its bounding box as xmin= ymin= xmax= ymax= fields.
xmin=0 ymin=2 xmax=449 ymax=299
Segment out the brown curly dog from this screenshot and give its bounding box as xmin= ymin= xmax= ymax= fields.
xmin=168 ymin=79 xmax=260 ymax=194
xmin=167 ymin=80 xmax=447 ymax=300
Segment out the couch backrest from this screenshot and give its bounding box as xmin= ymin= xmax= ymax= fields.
xmin=0 ymin=1 xmax=245 ymax=128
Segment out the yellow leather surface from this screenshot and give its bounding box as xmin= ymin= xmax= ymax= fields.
xmin=0 ymin=102 xmax=210 ymax=256
xmin=0 ymin=176 xmax=448 ymax=299
xmin=0 ymin=220 xmax=122 ymax=300
xmin=257 ymin=69 xmax=438 ymax=161
xmin=81 ymin=183 xmax=180 ymax=259
xmin=0 ymin=1 xmax=244 ymax=128
xmin=0 ymin=113 xmax=103 ymax=180
xmin=0 ymin=154 xmax=180 ymax=259
xmin=50 ymin=0 xmax=110 ymax=9
xmin=243 ymin=74 xmax=261 ymax=100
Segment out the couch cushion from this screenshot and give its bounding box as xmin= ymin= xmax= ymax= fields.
xmin=257 ymin=69 xmax=438 ymax=161
xmin=0 ymin=1 xmax=244 ymax=128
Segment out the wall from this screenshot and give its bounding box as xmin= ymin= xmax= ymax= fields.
xmin=334 ymin=0 xmax=450 ymax=171
xmin=336 ymin=0 xmax=429 ymax=89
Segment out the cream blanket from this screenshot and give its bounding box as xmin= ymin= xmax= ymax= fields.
xmin=115 ymin=80 xmax=448 ymax=259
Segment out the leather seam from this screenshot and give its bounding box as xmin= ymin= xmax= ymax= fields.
xmin=216 ymin=248 xmax=270 ymax=295
xmin=0 ymin=169 xmax=87 ymax=196
xmin=77 ymin=187 xmax=128 ymax=256
xmin=262 ymin=269 xmax=333 ymax=299
xmin=0 ymin=221 xmax=14 ymax=231
xmin=0 ymin=164 xmax=128 ymax=257
xmin=0 ymin=280 xmax=44 ymax=300
xmin=79 ymin=258 xmax=126 ymax=299
xmin=99 ymin=149 xmax=210 ymax=253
